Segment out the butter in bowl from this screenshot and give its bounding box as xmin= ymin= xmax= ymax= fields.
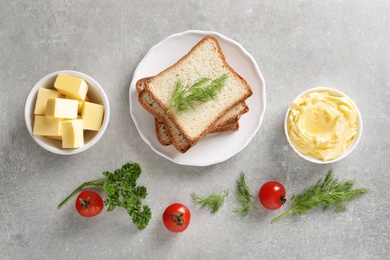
xmin=24 ymin=70 xmax=110 ymax=155
xmin=284 ymin=87 xmax=362 ymax=164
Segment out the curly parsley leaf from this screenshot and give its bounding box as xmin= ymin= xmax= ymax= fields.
xmin=58 ymin=163 xmax=151 ymax=230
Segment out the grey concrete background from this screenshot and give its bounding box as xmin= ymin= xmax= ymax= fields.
xmin=1 ymin=1 xmax=389 ymax=259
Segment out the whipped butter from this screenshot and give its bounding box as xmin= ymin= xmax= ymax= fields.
xmin=287 ymin=90 xmax=358 ymax=161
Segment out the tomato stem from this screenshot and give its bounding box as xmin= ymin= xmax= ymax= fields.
xmin=57 ymin=178 xmax=105 ymax=209
xmin=167 ymin=213 xmax=184 ymax=226
xmin=279 ymin=196 xmax=287 ymax=205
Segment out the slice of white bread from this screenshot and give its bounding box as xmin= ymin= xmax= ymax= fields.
xmin=136 ymin=76 xmax=248 ymax=128
xmin=143 ymin=36 xmax=252 ymax=146
xmin=137 ymin=76 xmax=248 ymax=148
xmin=137 ymin=76 xmax=245 ymax=130
xmin=139 ymin=89 xmax=249 ymax=152
xmin=140 ymin=89 xmax=247 ymax=152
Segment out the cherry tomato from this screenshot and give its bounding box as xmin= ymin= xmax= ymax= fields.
xmin=75 ymin=190 xmax=104 ymax=217
xmin=258 ymin=181 xmax=286 ymax=210
xmin=162 ymin=203 xmax=191 ymax=233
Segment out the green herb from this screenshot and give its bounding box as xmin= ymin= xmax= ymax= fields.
xmin=192 ymin=190 xmax=229 ymax=215
xmin=233 ymin=172 xmax=258 ymax=218
xmin=168 ymin=74 xmax=228 ymax=112
xmin=271 ymin=170 xmax=369 ymax=223
xmin=58 ymin=163 xmax=151 ymax=230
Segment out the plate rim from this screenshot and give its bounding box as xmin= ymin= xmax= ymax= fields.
xmin=129 ymin=30 xmax=266 ymax=166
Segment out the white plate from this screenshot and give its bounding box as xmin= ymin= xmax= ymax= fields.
xmin=129 ymin=30 xmax=266 ymax=166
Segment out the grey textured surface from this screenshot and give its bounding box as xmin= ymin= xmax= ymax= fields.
xmin=1 ymin=1 xmax=389 ymax=259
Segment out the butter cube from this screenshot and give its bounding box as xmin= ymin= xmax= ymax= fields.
xmin=34 ymin=88 xmax=62 ymax=115
xmin=61 ymin=119 xmax=84 ymax=148
xmin=33 ymin=116 xmax=62 ymax=137
xmin=66 ymin=95 xmax=91 ymax=114
xmin=46 ymin=98 xmax=78 ymax=119
xmin=46 ymin=135 xmax=62 ymax=140
xmin=81 ymin=101 xmax=104 ymax=131
xmin=54 ymin=74 xmax=88 ymax=100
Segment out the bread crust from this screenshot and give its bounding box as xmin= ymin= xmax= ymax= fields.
xmin=135 ymin=76 xmax=151 ymax=93
xmin=155 ymin=116 xmax=241 ymax=146
xmin=213 ymin=118 xmax=240 ymax=132
xmin=155 ymin=118 xmax=172 ymax=146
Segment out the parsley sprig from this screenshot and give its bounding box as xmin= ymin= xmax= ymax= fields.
xmin=58 ymin=163 xmax=151 ymax=230
xmin=168 ymin=74 xmax=228 ymax=112
xmin=271 ymin=170 xmax=369 ymax=223
xmin=192 ymin=190 xmax=229 ymax=215
xmin=233 ymin=172 xmax=258 ymax=218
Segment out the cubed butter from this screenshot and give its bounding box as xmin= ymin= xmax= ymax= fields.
xmin=46 ymin=135 xmax=62 ymax=140
xmin=33 ymin=116 xmax=62 ymax=137
xmin=34 ymin=88 xmax=62 ymax=115
xmin=66 ymin=95 xmax=90 ymax=114
xmin=81 ymin=101 xmax=104 ymax=131
xmin=54 ymin=74 xmax=88 ymax=100
xmin=46 ymin=98 xmax=78 ymax=119
xmin=61 ymin=119 xmax=84 ymax=148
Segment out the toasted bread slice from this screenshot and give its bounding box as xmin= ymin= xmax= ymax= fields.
xmin=143 ymin=36 xmax=252 ymax=145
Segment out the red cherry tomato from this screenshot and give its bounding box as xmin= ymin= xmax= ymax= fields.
xmin=162 ymin=203 xmax=191 ymax=233
xmin=258 ymin=181 xmax=286 ymax=210
xmin=75 ymin=190 xmax=104 ymax=217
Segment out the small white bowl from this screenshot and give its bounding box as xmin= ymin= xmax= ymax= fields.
xmin=284 ymin=87 xmax=362 ymax=164
xmin=24 ymin=70 xmax=110 ymax=155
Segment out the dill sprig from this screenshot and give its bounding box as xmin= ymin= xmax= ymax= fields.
xmin=167 ymin=74 xmax=228 ymax=112
xmin=233 ymin=172 xmax=258 ymax=219
xmin=271 ymin=170 xmax=369 ymax=223
xmin=192 ymin=190 xmax=229 ymax=215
